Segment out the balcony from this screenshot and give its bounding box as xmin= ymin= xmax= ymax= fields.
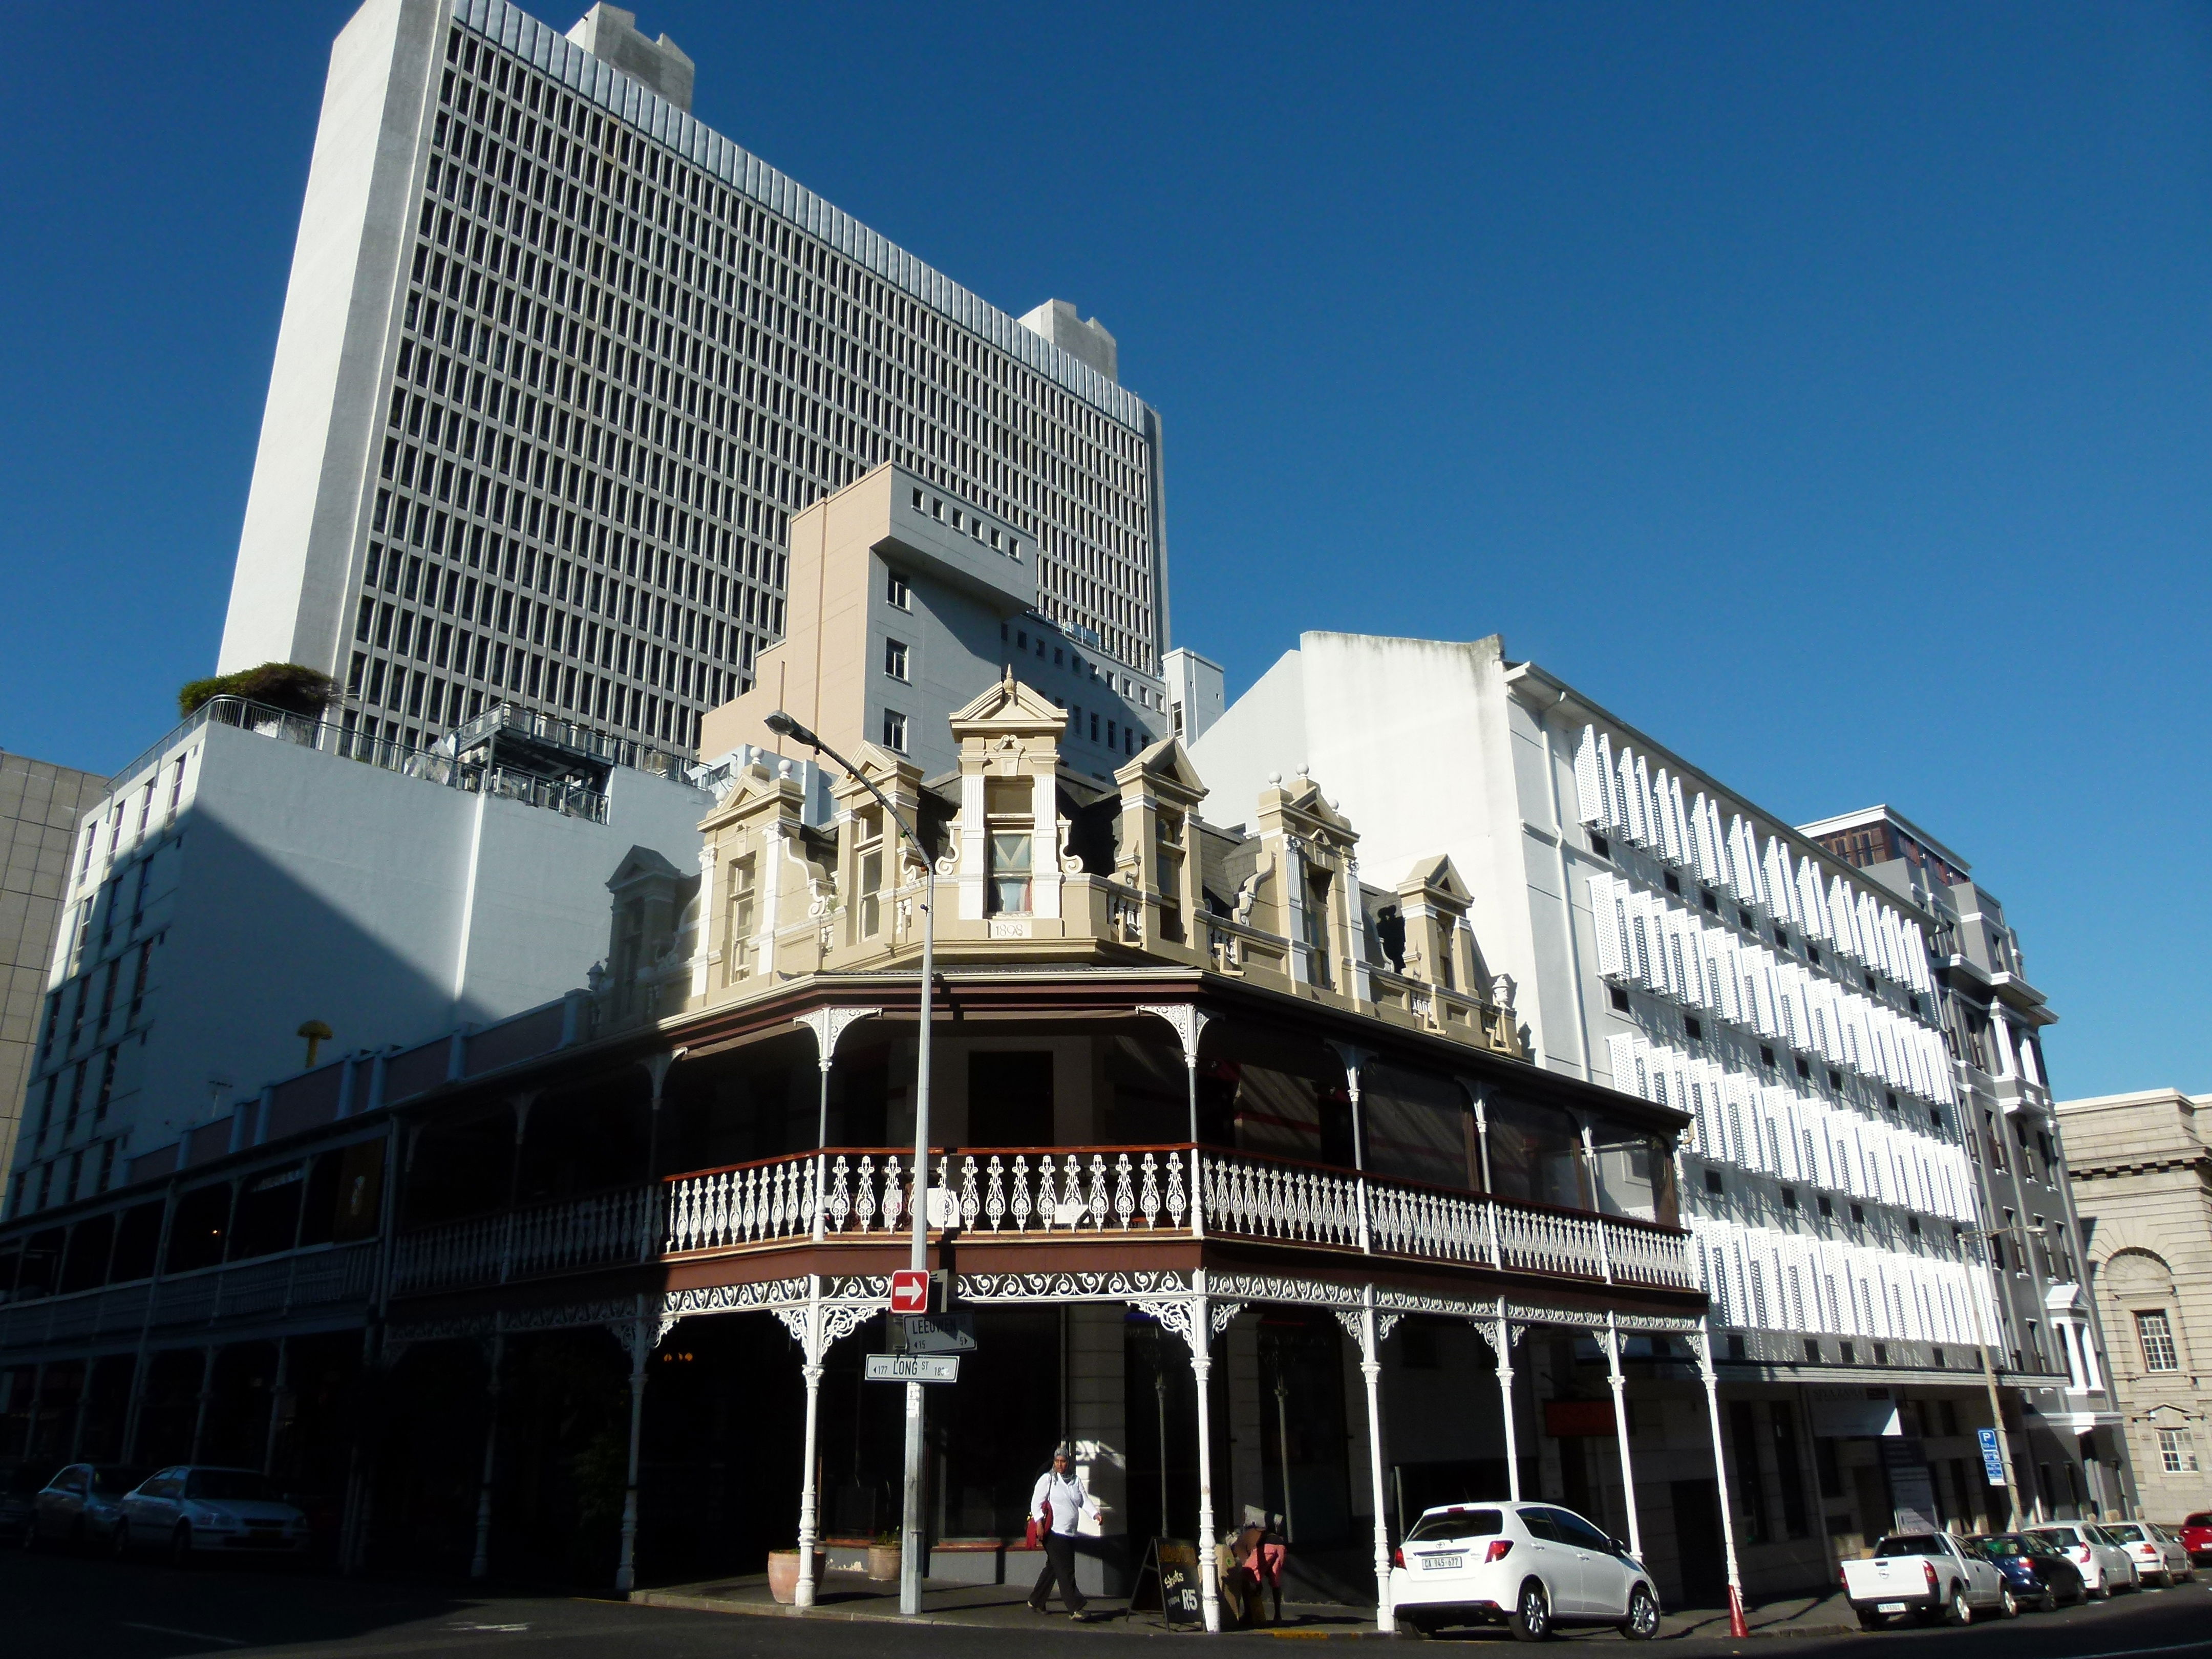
xmin=391 ymin=1145 xmax=1695 ymax=1300
xmin=0 ymin=1240 xmax=378 ymax=1355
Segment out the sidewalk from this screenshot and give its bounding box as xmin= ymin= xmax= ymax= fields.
xmin=630 ymin=1570 xmax=1862 ymax=1641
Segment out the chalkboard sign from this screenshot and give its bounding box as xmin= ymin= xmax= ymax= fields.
xmin=1130 ymin=1537 xmax=1202 ymax=1625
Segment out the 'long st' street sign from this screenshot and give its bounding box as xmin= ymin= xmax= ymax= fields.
xmin=864 ymin=1353 xmax=960 ymax=1384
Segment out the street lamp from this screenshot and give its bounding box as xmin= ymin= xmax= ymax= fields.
xmin=763 ymin=710 xmax=936 ymax=1617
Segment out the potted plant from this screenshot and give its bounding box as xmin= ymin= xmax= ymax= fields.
xmin=767 ymin=1545 xmax=824 ymax=1604
xmin=866 ymin=1532 xmax=901 ymax=1581
xmin=177 ymin=662 xmax=335 ymax=721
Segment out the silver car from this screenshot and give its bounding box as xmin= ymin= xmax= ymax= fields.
xmin=113 ymin=1466 xmax=310 ymax=1565
xmin=30 ymin=1464 xmax=150 ymax=1550
xmin=2098 ymin=1521 xmax=2195 ymax=1588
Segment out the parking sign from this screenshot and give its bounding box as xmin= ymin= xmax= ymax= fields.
xmin=1977 ymin=1427 xmax=2007 ymax=1487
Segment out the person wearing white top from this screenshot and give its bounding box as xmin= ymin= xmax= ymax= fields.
xmin=1028 ymin=1445 xmax=1102 ymax=1618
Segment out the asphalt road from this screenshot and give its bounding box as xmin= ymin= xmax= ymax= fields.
xmin=2 ymin=1543 xmax=2209 ymax=1658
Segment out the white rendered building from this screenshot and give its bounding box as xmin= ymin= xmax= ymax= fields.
xmin=3 ymin=700 xmax=709 ymax=1221
xmin=219 ymin=0 xmax=1167 ymax=759
xmin=1193 ymin=632 xmax=2103 ymax=1593
xmin=1804 ymin=806 xmax=2127 ymax=1517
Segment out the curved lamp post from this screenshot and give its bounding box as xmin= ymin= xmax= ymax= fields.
xmin=763 ymin=711 xmax=936 ymax=1617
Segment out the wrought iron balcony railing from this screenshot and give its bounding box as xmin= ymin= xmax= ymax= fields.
xmin=392 ymin=1146 xmax=1694 ymax=1298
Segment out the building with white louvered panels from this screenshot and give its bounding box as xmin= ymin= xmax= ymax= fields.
xmin=1193 ymin=630 xmax=2122 ymax=1601
xmin=217 ymin=0 xmax=1167 ymax=759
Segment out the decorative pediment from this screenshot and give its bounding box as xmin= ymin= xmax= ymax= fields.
xmin=698 ymin=756 xmax=808 ymax=831
xmin=607 ymin=845 xmax=686 ymax=895
xmin=948 ymin=669 xmax=1067 ymax=736
xmin=1398 ymin=854 xmax=1472 ymax=907
xmin=1116 ymin=735 xmax=1209 ymax=805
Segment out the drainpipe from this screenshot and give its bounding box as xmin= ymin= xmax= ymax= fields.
xmin=1541 ymin=692 xmax=1596 ymax=1080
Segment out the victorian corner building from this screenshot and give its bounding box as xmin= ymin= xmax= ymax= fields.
xmin=0 ymin=680 xmax=1721 ymax=1622
xmin=0 ymin=0 xmax=2139 ymax=1627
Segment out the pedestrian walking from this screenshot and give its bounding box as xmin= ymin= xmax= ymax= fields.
xmin=1240 ymin=1513 xmax=1288 ymax=1624
xmin=1028 ymin=1445 xmax=1102 ymax=1619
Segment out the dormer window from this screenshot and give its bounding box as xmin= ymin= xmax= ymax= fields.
xmin=855 ymin=809 xmax=885 ymax=939
xmin=988 ymin=832 xmax=1032 ymax=915
xmin=724 ymin=854 xmax=756 ymax=983
xmin=1303 ymin=866 xmax=1334 ymax=989
xmin=985 ymin=777 xmax=1032 ymax=916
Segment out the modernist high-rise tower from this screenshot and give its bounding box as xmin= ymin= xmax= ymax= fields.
xmin=219 ymin=0 xmax=1168 ymax=756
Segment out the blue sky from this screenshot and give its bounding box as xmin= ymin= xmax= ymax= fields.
xmin=1 ymin=3 xmax=2205 ymax=1096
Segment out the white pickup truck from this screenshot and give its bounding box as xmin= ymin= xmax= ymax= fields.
xmin=1841 ymin=1532 xmax=2015 ymax=1627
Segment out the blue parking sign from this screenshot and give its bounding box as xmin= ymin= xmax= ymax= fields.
xmin=1977 ymin=1427 xmax=2007 ymax=1487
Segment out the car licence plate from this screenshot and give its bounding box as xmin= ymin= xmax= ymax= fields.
xmin=1423 ymin=1555 xmax=1464 ymax=1571
xmin=1877 ymin=1603 xmax=1906 ymax=1613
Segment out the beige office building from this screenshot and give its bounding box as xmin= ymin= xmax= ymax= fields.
xmin=2057 ymin=1088 xmax=2212 ymax=1521
xmin=0 ymin=754 xmax=110 ymax=1184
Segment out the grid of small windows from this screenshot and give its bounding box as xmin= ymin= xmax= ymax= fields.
xmin=347 ymin=25 xmax=1160 ymax=757
xmin=2136 ymin=1309 xmax=2180 ymax=1373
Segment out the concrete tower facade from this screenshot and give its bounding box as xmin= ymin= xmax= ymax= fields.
xmin=219 ymin=0 xmax=1168 ymax=758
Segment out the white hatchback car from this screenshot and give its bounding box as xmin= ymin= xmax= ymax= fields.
xmin=2027 ymin=1524 xmax=2137 ymax=1598
xmin=1391 ymin=1500 xmax=1660 ymax=1640
xmin=114 ymin=1466 xmax=310 ymax=1565
xmin=2097 ymin=1521 xmax=2195 ymax=1588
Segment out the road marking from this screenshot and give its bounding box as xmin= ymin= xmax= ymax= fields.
xmin=118 ymin=1623 xmax=248 ymax=1646
xmin=2046 ymin=1642 xmax=2212 ymax=1659
xmin=445 ymin=1624 xmax=532 ymax=1633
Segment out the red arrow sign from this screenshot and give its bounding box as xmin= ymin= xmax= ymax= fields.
xmin=890 ymin=1268 xmax=929 ymax=1314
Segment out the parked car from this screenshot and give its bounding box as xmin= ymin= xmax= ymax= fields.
xmin=2180 ymin=1512 xmax=2212 ymax=1567
xmin=2098 ymin=1521 xmax=2195 ymax=1587
xmin=3 ymin=1463 xmax=60 ymax=1549
xmin=113 ymin=1466 xmax=311 ymax=1565
xmin=2027 ymin=1524 xmax=2137 ymax=1598
xmin=1390 ymin=1500 xmax=1662 ymax=1640
xmin=1967 ymin=1533 xmax=2087 ymax=1608
xmin=1841 ymin=1531 xmax=2014 ymax=1626
xmin=30 ymin=1465 xmax=150 ymax=1551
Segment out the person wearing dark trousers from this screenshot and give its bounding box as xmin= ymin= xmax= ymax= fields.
xmin=1028 ymin=1445 xmax=1101 ymax=1619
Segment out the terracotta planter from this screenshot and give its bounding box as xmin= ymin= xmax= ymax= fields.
xmin=865 ymin=1543 xmax=901 ymax=1581
xmin=767 ymin=1548 xmax=823 ymax=1604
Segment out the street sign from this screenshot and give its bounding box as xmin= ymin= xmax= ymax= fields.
xmin=894 ymin=1314 xmax=977 ymax=1355
xmin=890 ymin=1268 xmax=929 ymax=1314
xmin=1977 ymin=1427 xmax=2007 ymax=1487
xmin=865 ymin=1353 xmax=959 ymax=1384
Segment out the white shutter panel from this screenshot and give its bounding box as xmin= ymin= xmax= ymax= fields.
xmin=1573 ymin=725 xmax=1604 ymax=824
xmin=1626 ymin=752 xmax=1654 ymax=846
xmin=1829 ymin=876 xmax=1863 ymax=962
xmin=1902 ymin=920 xmax=1936 ymax=995
xmin=1752 ymin=951 xmax=1781 ymax=1038
xmin=1797 ymin=857 xmax=1832 ymax=944
xmin=1664 ymin=774 xmax=1692 ymax=866
xmin=1763 ymin=838 xmax=1798 ymax=925
xmin=1605 ymin=1032 xmax=1638 ymax=1095
xmin=1691 ymin=795 xmax=1721 ymax=884
xmin=1590 ymin=874 xmax=1625 ymax=977
xmin=1858 ymin=895 xmax=1888 ymax=980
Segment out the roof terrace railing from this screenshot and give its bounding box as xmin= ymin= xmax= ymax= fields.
xmin=103 ymin=696 xmax=613 ymax=823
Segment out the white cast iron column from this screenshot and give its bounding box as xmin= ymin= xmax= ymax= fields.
xmin=1695 ymin=1320 xmax=1749 ymax=1636
xmin=1601 ymin=1315 xmax=1642 ymax=1560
